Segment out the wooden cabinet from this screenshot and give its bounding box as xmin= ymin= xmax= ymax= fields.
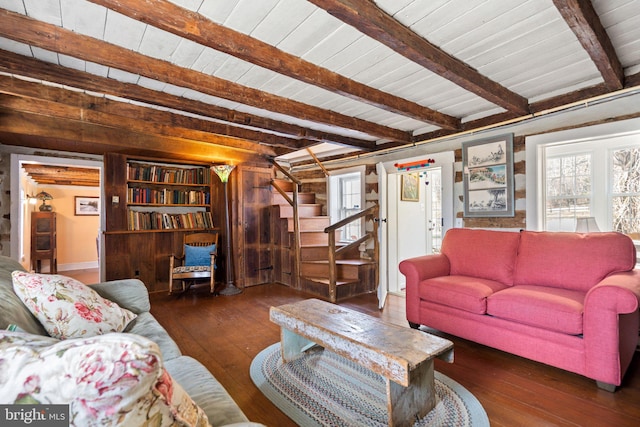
xmin=104 ymin=153 xmax=222 ymax=292
xmin=31 ymin=211 xmax=57 ymax=273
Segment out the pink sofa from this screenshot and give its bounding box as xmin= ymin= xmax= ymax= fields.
xmin=399 ymin=228 xmax=640 ymax=391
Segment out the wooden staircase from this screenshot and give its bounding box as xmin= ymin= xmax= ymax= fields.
xmin=271 ymin=178 xmax=377 ymax=302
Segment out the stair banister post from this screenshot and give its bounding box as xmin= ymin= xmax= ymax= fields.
xmin=328 ymin=229 xmax=337 ymax=302
xmin=292 ymin=183 xmax=301 ymax=289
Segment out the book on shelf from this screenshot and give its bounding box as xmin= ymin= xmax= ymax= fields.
xmin=127 ymin=188 xmax=210 ymax=205
xmin=127 ymin=210 xmax=214 ymax=231
xmin=127 ymin=162 xmax=211 ymax=185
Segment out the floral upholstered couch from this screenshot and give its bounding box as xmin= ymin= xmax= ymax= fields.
xmin=0 ymin=255 xmax=262 ymax=426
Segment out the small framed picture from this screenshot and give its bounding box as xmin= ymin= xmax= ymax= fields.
xmin=401 ymin=172 xmax=419 ymax=202
xmin=75 ymin=196 xmax=100 ymax=216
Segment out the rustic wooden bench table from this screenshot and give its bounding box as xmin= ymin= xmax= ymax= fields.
xmin=269 ymin=298 xmax=454 ymax=427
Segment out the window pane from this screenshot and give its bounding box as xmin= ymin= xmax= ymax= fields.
xmin=545 ymin=153 xmax=592 ymax=231
xmin=612 ymin=148 xmax=640 ymax=193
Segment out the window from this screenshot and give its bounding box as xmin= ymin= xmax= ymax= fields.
xmin=544 ymin=150 xmax=592 ymax=231
xmin=540 ymin=135 xmax=640 ymax=239
xmin=611 ymin=147 xmax=640 ymax=238
xmin=328 ymin=166 xmax=365 ymax=242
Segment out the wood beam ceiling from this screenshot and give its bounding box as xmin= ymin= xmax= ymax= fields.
xmin=87 ymin=0 xmax=459 ymax=130
xmin=22 ymin=164 xmax=100 ymax=187
xmin=552 ymin=0 xmax=624 ymax=91
xmin=0 ymin=50 xmax=376 ymax=152
xmin=307 ymin=0 xmax=531 ymax=115
xmin=0 ymin=9 xmax=411 ymax=144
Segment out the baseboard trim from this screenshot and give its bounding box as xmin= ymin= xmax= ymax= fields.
xmin=58 ymin=261 xmax=98 ymax=271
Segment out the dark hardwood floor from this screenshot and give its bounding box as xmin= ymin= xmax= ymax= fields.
xmin=142 ymin=283 xmax=640 ymax=427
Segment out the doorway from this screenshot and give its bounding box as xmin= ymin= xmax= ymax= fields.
xmin=378 ymin=151 xmax=454 ymax=299
xmin=11 ymin=154 xmax=103 ymax=279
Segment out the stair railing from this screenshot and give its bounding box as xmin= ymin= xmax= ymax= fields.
xmin=324 ymin=205 xmax=379 ymax=302
xmin=271 ymin=161 xmax=302 ymax=289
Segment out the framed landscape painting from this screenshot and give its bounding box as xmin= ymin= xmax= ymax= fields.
xmin=462 ymin=134 xmax=514 ymax=217
xmin=75 ymin=196 xmax=100 ymax=216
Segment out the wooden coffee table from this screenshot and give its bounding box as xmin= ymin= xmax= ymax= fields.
xmin=269 ymin=298 xmax=454 ymax=427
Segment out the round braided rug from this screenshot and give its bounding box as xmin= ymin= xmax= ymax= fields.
xmin=250 ymin=343 xmax=489 ymax=427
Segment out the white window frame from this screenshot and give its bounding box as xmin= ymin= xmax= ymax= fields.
xmin=526 ymin=118 xmax=640 ymax=231
xmin=327 ymin=165 xmax=366 ymax=242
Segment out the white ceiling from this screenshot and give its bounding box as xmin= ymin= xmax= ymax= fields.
xmin=0 ymin=0 xmax=639 ymax=162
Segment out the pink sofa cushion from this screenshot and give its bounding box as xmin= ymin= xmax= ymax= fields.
xmin=514 ymin=231 xmax=636 ymax=292
xmin=487 ymin=285 xmax=585 ymax=335
xmin=441 ymin=228 xmax=521 ymax=285
xmin=420 ymin=275 xmax=510 ymax=314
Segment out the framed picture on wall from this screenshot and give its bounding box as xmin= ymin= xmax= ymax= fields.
xmin=401 ymin=172 xmax=419 ymax=202
xmin=462 ymin=134 xmax=514 ymax=217
xmin=75 ymin=196 xmax=100 ymax=216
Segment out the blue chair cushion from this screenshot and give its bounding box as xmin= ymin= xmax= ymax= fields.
xmin=184 ymin=244 xmax=216 ymax=267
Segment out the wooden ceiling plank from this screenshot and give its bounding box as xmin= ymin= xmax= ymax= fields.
xmin=307 ymin=0 xmax=530 ymax=115
xmin=0 ymin=50 xmax=377 ymax=152
xmin=0 ymin=9 xmax=411 ymax=143
xmin=552 ymin=0 xmax=624 ymax=91
xmin=86 ymin=0 xmax=459 ymax=130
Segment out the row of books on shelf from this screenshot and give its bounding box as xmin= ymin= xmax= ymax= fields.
xmin=128 ymin=163 xmax=211 ymax=185
xmin=128 ymin=210 xmax=214 ymax=231
xmin=127 ymin=188 xmax=210 ymax=205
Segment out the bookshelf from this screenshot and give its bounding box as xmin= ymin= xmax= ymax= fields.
xmin=104 ymin=153 xmax=221 ymax=292
xmin=125 ymin=160 xmax=214 ymax=232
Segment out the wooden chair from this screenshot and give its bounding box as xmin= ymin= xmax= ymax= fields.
xmin=169 ymin=232 xmax=218 ymax=294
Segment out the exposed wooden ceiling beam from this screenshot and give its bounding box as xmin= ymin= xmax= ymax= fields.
xmin=552 ymin=0 xmax=624 ymax=91
xmin=308 ymin=0 xmax=530 ymax=115
xmin=0 ymin=75 xmax=281 ymax=156
xmin=22 ymin=164 xmax=100 ymax=187
xmin=87 ymin=0 xmax=459 ymax=131
xmin=0 ymin=9 xmax=411 ymax=143
xmin=0 ymin=50 xmax=377 ymax=151
xmin=0 ymin=108 xmax=267 ymax=164
xmin=0 ymin=92 xmax=288 ymax=159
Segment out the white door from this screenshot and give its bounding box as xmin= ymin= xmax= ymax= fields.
xmin=376 ymin=162 xmax=388 ymax=309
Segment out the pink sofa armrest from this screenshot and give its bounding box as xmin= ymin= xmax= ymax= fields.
xmin=583 ymin=270 xmax=640 ymax=385
xmin=399 ymin=254 xmax=450 ymax=324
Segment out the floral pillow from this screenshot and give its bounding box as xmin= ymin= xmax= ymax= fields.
xmin=0 ymin=331 xmax=211 ymax=427
xmin=11 ymin=271 xmax=137 ymax=340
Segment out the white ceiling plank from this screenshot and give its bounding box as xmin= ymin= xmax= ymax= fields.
xmin=276 ymin=9 xmax=342 ymax=57
xmin=61 ymin=0 xmax=106 ymax=40
xmin=170 ymin=39 xmax=206 ymax=69
xmin=302 ymin=24 xmax=363 ymax=65
xmin=168 ymin=0 xmax=204 ymax=13
xmin=0 ymin=0 xmax=24 ymax=13
xmin=31 ymin=47 xmax=59 ymax=64
xmin=106 ymin=68 xmax=140 ymax=84
xmin=0 ymin=37 xmax=32 ymax=56
xmin=138 ymin=26 xmax=183 ymax=60
xmin=191 ymin=47 xmax=236 ymax=75
xmin=104 ymin=10 xmax=147 ymax=51
xmin=23 ymin=0 xmax=61 ymax=25
xmin=137 ymin=76 xmax=167 ymax=92
xmin=195 ymin=0 xmax=241 ymax=24
xmin=251 ymin=0 xmax=317 ymax=46
xmin=57 ymin=54 xmax=85 ymax=72
xmin=222 ymin=0 xmax=279 ymax=35
xmin=85 ymin=61 xmax=109 ymax=78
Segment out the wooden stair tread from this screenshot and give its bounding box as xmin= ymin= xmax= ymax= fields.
xmin=301 ymin=277 xmax=357 ymax=286
xmin=302 ymin=259 xmax=375 ymax=266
